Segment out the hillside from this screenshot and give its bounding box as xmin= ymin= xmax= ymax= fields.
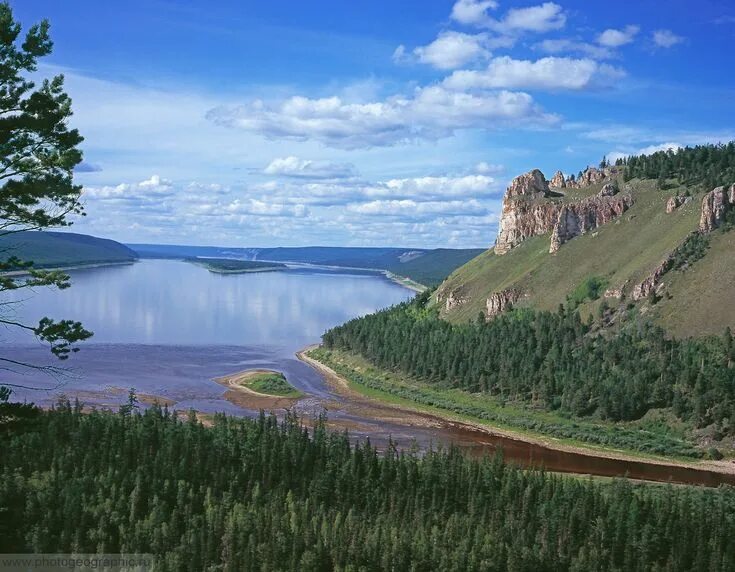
xmin=129 ymin=244 xmax=484 ymax=287
xmin=0 ymin=231 xmax=138 ymax=269
xmin=437 ymin=145 xmax=735 ymax=337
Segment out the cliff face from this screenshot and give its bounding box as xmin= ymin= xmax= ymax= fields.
xmin=495 ymin=171 xmax=632 ymax=255
xmin=700 ymin=184 xmax=735 ymax=232
xmin=549 ymin=184 xmax=633 ymax=253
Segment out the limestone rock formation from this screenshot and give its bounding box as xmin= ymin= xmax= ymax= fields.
xmin=486 ymin=289 xmax=521 ymax=319
xmin=565 ymin=166 xmax=619 ymax=189
xmin=699 ymin=185 xmax=735 ymax=232
xmin=437 ymin=286 xmax=470 ymax=312
xmin=549 ymin=188 xmax=632 ymax=253
xmin=494 ymin=170 xmax=555 ymax=254
xmin=666 ymin=195 xmax=691 ymax=213
xmin=631 ymin=258 xmax=671 ymax=301
xmin=549 ymin=170 xmax=566 ymax=189
xmin=496 ymin=170 xmax=632 ymax=255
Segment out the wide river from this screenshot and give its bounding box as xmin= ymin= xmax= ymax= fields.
xmin=4 ymin=259 xmax=734 ymax=486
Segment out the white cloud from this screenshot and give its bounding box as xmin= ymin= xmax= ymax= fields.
xmin=474 ymin=161 xmax=504 ymax=174
xmin=451 ymin=0 xmax=498 ymax=27
xmin=500 ymin=2 xmax=566 ymax=33
xmin=412 ymin=31 xmax=491 ymax=70
xmin=652 ymin=29 xmax=684 ymax=48
xmin=597 ymin=25 xmax=639 ymax=48
xmin=206 ymin=86 xmax=557 ymax=149
xmin=535 ymin=38 xmax=614 ymax=60
xmin=263 ymin=156 xmax=357 ymax=179
xmin=347 ymin=199 xmax=486 ymax=217
xmin=443 ymin=56 xmax=625 ymax=91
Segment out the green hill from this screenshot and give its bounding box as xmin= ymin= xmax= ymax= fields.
xmin=0 ymin=231 xmax=138 ymax=269
xmin=438 ymin=145 xmax=735 ymax=337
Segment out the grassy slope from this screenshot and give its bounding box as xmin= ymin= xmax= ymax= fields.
xmin=653 ymin=229 xmax=735 ymax=337
xmin=0 ymin=231 xmax=137 ymax=268
xmin=439 ymin=179 xmax=708 ymax=326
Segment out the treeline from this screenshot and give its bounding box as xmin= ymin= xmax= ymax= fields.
xmin=617 ymin=142 xmax=735 ymax=188
xmin=2 ymin=404 xmax=735 ymax=571
xmin=323 ymin=293 xmax=735 ymax=433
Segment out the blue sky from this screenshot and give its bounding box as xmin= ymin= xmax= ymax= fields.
xmin=14 ymin=0 xmax=735 ymax=248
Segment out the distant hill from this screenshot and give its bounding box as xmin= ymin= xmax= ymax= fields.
xmin=437 ymin=143 xmax=735 ymax=337
xmin=129 ymin=244 xmax=485 ymax=287
xmin=0 ymin=231 xmax=138 ymax=269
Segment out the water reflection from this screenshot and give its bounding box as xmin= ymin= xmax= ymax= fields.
xmin=3 ymin=259 xmax=413 ymax=351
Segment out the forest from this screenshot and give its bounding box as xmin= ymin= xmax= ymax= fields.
xmin=616 ymin=142 xmax=735 ymax=188
xmin=1 ymin=402 xmax=734 ymax=571
xmin=323 ymin=292 xmax=735 ymax=438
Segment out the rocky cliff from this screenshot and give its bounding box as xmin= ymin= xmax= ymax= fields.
xmin=699 ymin=184 xmax=735 ymax=232
xmin=495 ymin=171 xmax=632 ymax=255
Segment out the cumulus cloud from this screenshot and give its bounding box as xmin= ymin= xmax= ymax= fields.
xmin=606 ymin=142 xmax=682 ymax=164
xmin=206 ymin=86 xmax=556 ymax=149
xmin=652 ymin=29 xmax=684 ymax=48
xmin=443 ymin=56 xmax=625 ymax=91
xmin=535 ymin=38 xmax=614 ymax=60
xmin=597 ymin=25 xmax=639 ymax=48
xmin=451 ymin=0 xmax=498 ymax=27
xmin=450 ymin=1 xmax=565 ymax=35
xmin=83 ymin=174 xmax=175 ymax=202
xmin=263 ymin=156 xmax=357 ymax=179
xmin=347 ymin=199 xmax=487 ymax=218
xmin=412 ymin=31 xmax=491 ymax=70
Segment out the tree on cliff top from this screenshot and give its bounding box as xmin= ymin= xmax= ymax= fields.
xmin=0 ymin=2 xmax=91 ymax=395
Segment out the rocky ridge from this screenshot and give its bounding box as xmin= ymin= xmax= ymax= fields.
xmin=495 ymin=169 xmax=632 ymax=255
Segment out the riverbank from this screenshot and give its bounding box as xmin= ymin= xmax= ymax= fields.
xmin=298 ymin=345 xmax=735 ymax=485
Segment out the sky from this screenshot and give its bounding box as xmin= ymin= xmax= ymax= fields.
xmin=13 ymin=0 xmax=735 ymax=248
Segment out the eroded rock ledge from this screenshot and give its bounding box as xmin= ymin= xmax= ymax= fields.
xmin=495 ymin=169 xmax=632 ymax=255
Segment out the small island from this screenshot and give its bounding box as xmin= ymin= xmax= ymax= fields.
xmin=215 ymin=369 xmax=304 ymax=410
xmin=189 ymin=257 xmax=287 ymax=274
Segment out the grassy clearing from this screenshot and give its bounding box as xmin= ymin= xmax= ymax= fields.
xmin=308 ymin=347 xmax=705 ymax=460
xmin=241 ymin=372 xmax=303 ymax=398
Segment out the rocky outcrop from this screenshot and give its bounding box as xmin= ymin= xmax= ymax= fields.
xmin=549 ymin=185 xmax=632 ymax=253
xmin=666 ymin=195 xmax=691 ymax=213
xmin=495 ymin=169 xmax=631 ymax=255
xmin=486 ymin=289 xmax=521 ymax=319
xmin=631 ymin=257 xmax=671 ymax=300
xmin=549 ymin=170 xmax=566 ymax=189
xmin=564 ymin=166 xmax=619 ymax=189
xmin=699 ymin=185 xmax=735 ymax=232
xmin=495 ymin=170 xmax=555 ymax=254
xmin=438 ymin=286 xmax=470 ymax=312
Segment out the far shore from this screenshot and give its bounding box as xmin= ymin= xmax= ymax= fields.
xmin=0 ymin=259 xmax=136 ymax=277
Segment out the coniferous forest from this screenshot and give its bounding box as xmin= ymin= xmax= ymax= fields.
xmin=323 ymin=292 xmax=735 ymax=436
xmin=1 ymin=403 xmax=735 ymax=571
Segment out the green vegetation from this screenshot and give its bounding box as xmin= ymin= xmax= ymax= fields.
xmin=619 ymin=142 xmax=735 ymax=189
xmin=243 ymin=371 xmax=302 ymax=397
xmin=567 ymin=275 xmax=608 ymax=308
xmin=0 ymin=231 xmax=137 ymax=270
xmin=2 ymin=404 xmax=734 ymax=571
xmin=190 ymin=257 xmax=286 ymax=274
xmin=310 ymin=347 xmax=700 ymax=458
xmin=323 ymin=293 xmax=735 ymax=457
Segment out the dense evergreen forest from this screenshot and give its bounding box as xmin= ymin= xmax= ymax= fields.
xmin=323 ymin=293 xmax=735 ymax=436
xmin=2 ymin=403 xmax=734 ymax=571
xmin=617 ymin=142 xmax=735 ymax=188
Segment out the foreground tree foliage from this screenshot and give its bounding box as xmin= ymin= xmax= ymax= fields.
xmin=1 ymin=404 xmax=734 ymax=571
xmin=0 ymin=1 xmax=91 ymax=383
xmin=324 ymin=293 xmax=735 ymax=435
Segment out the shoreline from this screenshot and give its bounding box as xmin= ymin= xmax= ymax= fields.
xmin=296 ymin=345 xmax=735 ymax=479
xmin=0 ymin=259 xmax=136 ymax=277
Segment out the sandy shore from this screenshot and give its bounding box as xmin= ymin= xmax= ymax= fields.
xmin=297 ymin=345 xmax=735 ymax=477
